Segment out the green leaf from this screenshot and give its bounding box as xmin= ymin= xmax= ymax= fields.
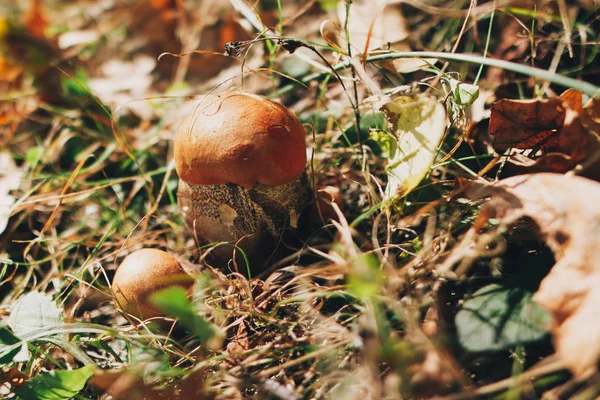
xmin=14 ymin=365 xmax=95 ymax=400
xmin=317 ymin=0 xmax=339 ymax=11
xmin=0 ymin=325 xmax=20 ymax=346
xmin=377 ymin=94 xmax=447 ymax=199
xmin=455 ymin=283 xmax=552 ymax=352
xmin=0 ymin=325 xmax=22 ymax=364
xmin=151 ymin=287 xmax=223 ymax=350
xmin=343 ymin=112 xmax=386 ymax=148
xmin=449 ymin=78 xmax=479 ymax=106
xmin=61 ymin=68 xmax=90 ymax=98
xmin=369 ymin=129 xmax=396 ymax=156
xmin=24 ymin=146 xmax=43 ymax=166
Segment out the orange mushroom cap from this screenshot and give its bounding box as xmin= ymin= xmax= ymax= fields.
xmin=174 ymin=92 xmax=307 ymax=189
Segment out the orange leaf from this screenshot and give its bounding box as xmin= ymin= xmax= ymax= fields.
xmin=24 ymin=0 xmax=48 ymax=39
xmin=559 ymin=88 xmax=583 ymax=112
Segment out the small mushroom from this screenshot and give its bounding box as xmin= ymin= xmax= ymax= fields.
xmin=112 ymin=249 xmax=193 ymax=319
xmin=174 ymin=92 xmax=312 ymax=271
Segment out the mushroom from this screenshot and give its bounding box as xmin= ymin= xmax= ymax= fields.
xmin=112 ymin=249 xmax=193 ymax=319
xmin=174 ymin=92 xmax=312 ymax=272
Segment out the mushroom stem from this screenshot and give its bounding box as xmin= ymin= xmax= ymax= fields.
xmin=178 ymin=172 xmax=312 ymax=271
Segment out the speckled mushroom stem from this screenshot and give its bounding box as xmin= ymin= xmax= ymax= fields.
xmin=178 ymin=172 xmax=312 ymax=271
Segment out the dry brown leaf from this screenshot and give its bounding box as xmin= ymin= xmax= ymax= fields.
xmin=337 ymin=0 xmax=407 ymax=54
xmin=319 ymin=20 xmax=344 ymax=52
xmin=559 ymin=88 xmax=583 ymax=112
xmin=537 ymin=103 xmax=600 ymax=171
xmin=337 ymin=0 xmax=432 ymax=73
xmin=489 ymin=97 xmax=565 ymax=151
xmin=489 ymin=91 xmax=600 ymax=173
xmin=464 ymin=173 xmax=600 ymax=377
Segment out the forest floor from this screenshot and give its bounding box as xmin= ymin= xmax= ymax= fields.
xmin=1 ymin=1 xmax=600 ymax=399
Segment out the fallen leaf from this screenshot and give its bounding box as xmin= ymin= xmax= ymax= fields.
xmin=337 ymin=0 xmax=407 ymax=55
xmin=544 ymin=102 xmax=600 ymax=168
xmin=489 ymin=97 xmax=565 ymax=151
xmin=489 ymin=91 xmax=600 ymax=173
xmin=90 ymin=56 xmax=155 ymax=95
xmin=91 ymin=368 xmax=213 ymax=399
xmin=0 ymin=55 xmax=22 ymax=84
xmin=0 ymin=54 xmax=29 ymax=144
xmin=373 ymin=94 xmax=447 ymax=199
xmin=88 ymin=56 xmax=156 ymax=119
xmin=148 ymin=0 xmax=177 ymax=23
xmin=6 ymin=291 xmax=66 ymax=364
xmin=559 ymin=88 xmax=583 ymax=112
xmin=90 ymin=369 xmax=143 ymax=400
xmin=455 ymin=173 xmax=600 ymax=377
xmin=0 ymin=368 xmax=28 ymax=388
xmin=337 ymin=0 xmax=433 ymax=73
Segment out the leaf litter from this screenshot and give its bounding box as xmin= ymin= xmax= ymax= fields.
xmin=489 ymin=89 xmax=600 ymax=173
xmin=446 ymin=173 xmax=600 ymax=377
xmin=1 ymin=0 xmax=600 ymax=399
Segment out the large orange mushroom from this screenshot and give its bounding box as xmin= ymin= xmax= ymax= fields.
xmin=174 ymin=92 xmax=312 ymax=272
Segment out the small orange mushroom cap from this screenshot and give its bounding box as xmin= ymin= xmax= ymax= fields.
xmin=112 ymin=249 xmax=193 ymax=320
xmin=174 ymin=92 xmax=307 ymax=189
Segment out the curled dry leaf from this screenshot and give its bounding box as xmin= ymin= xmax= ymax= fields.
xmin=319 ymin=20 xmax=344 ymax=53
xmin=489 ymin=90 xmax=600 ymax=173
xmin=459 ymin=173 xmax=600 ymax=377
